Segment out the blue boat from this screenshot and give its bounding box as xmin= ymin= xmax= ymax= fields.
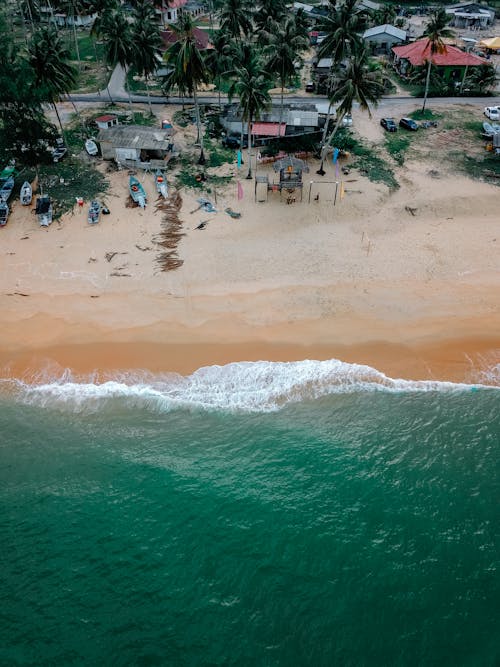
xmin=129 ymin=175 xmax=147 ymax=209
xmin=0 ymin=175 xmax=14 ymax=201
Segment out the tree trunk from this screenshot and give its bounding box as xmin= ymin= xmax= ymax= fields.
xmin=422 ymin=57 xmax=432 ymax=113
xmin=106 ymin=82 xmax=114 ymax=105
xmin=53 ymin=101 xmax=65 ymax=139
xmin=317 ymin=110 xmax=345 ymax=175
xmin=193 ymin=85 xmax=201 ymax=145
xmin=246 ymin=116 xmax=252 ymax=179
xmin=71 ymin=5 xmax=81 ymax=70
xmin=125 ymin=65 xmax=134 ymax=120
xmin=145 ymin=76 xmax=153 ymax=115
xmin=459 ymin=64 xmax=469 ymax=95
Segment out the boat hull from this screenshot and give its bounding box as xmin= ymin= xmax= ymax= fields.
xmin=129 ymin=176 xmax=147 ymax=209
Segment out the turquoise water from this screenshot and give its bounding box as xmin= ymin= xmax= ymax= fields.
xmin=1 ymin=360 xmax=499 ymax=666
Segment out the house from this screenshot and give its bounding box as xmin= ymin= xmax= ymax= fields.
xmin=392 ymin=38 xmax=487 ymax=82
xmin=221 ymin=104 xmax=321 ymax=143
xmin=39 ymin=5 xmax=97 ymax=26
xmin=445 ymin=3 xmax=496 ymax=28
xmin=362 ymin=24 xmax=407 ymax=54
xmin=160 ymin=26 xmax=212 ymax=52
xmin=95 ymin=115 xmax=119 ymax=131
xmin=154 ymin=0 xmax=186 ymax=25
xmin=357 ymin=0 xmax=380 ymax=12
xmin=97 ymin=125 xmax=176 ymax=168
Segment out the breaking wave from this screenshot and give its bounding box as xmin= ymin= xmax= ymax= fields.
xmin=1 ymin=359 xmax=499 ymax=413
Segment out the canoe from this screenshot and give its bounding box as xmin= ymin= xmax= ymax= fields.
xmin=0 ymin=175 xmax=15 ymax=201
xmin=85 ymin=138 xmax=99 ymax=156
xmin=35 ymin=196 xmax=53 ymax=227
xmin=155 ymin=169 xmax=168 ymax=199
xmin=129 ymin=175 xmax=147 ymax=209
xmin=0 ymin=199 xmax=9 ymax=226
xmin=20 ymin=181 xmax=32 ymax=206
xmin=88 ymin=200 xmax=101 ymax=225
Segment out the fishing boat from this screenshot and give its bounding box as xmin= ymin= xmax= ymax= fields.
xmin=0 ymin=199 xmax=9 ymax=226
xmin=0 ymin=161 xmax=15 ymax=180
xmin=0 ymin=175 xmax=14 ymax=201
xmin=20 ymin=181 xmax=32 ymax=206
xmin=129 ymin=175 xmax=147 ymax=209
xmin=35 ymin=196 xmax=53 ymax=227
xmin=155 ymin=169 xmax=168 ymax=199
xmin=85 ymin=138 xmax=99 ymax=156
xmin=88 ymin=200 xmax=101 ymax=225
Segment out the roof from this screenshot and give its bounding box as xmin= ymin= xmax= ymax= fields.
xmin=317 ymin=57 xmax=334 ymax=69
xmin=97 ymin=125 xmax=174 ymax=150
xmin=363 ymin=24 xmax=406 ymax=41
xmin=160 ymin=27 xmax=211 ymax=51
xmin=357 ymin=0 xmax=380 ymax=10
xmin=479 ymin=36 xmax=500 ymax=50
xmin=251 ymin=122 xmax=286 ymax=137
xmin=392 ymin=38 xmax=487 ymax=66
xmin=95 ymin=114 xmax=117 ymax=123
xmin=273 ymin=155 xmax=310 ymax=172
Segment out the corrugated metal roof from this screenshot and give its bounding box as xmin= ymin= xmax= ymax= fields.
xmin=363 ymin=24 xmax=406 ymax=41
xmin=97 ymin=125 xmax=173 ymax=150
xmin=251 ymin=122 xmax=286 ymax=137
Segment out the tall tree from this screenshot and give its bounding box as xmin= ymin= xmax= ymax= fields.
xmin=205 ymin=30 xmax=233 ymax=107
xmin=101 ymin=8 xmax=135 ymax=111
xmin=228 ymin=46 xmax=271 ymax=179
xmin=218 ymin=0 xmax=252 ymax=41
xmin=163 ymin=13 xmax=210 ymax=155
xmin=420 ymin=8 xmax=454 ymax=113
xmin=317 ymin=50 xmax=384 ymax=175
xmin=254 ymin=0 xmax=286 ymax=34
xmin=27 ymin=25 xmax=78 ymax=136
xmin=131 ymin=1 xmax=163 ymax=115
xmin=263 ymin=15 xmax=308 ymax=133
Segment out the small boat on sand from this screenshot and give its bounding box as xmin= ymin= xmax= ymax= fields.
xmin=0 ymin=175 xmax=14 ymax=201
xmin=85 ymin=138 xmax=99 ymax=156
xmin=0 ymin=161 xmax=15 ymax=179
xmin=20 ymin=181 xmax=32 ymax=206
xmin=129 ymin=175 xmax=147 ymax=209
xmin=88 ymin=200 xmax=101 ymax=225
xmin=155 ymin=169 xmax=168 ymax=199
xmin=0 ymin=199 xmax=9 ymax=226
xmin=35 ymin=196 xmax=53 ymax=227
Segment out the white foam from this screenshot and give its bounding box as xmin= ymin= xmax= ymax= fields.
xmin=1 ymin=359 xmax=498 ymax=413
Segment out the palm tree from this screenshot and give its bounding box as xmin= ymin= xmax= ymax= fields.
xmin=27 ymin=25 xmax=78 ymax=136
xmin=228 ymin=46 xmax=271 ymax=179
xmin=254 ymin=0 xmax=286 ymax=34
xmin=420 ymin=8 xmax=454 ymax=113
xmin=163 ymin=13 xmax=210 ymax=155
xmin=131 ymin=2 xmax=163 ymax=115
xmin=317 ymin=50 xmax=384 ymax=175
xmin=101 ymin=8 xmax=135 ymax=111
xmin=465 ymin=63 xmax=498 ymax=94
xmin=263 ymin=16 xmax=308 ymax=134
xmin=218 ymin=0 xmax=252 ymax=41
xmin=205 ymin=30 xmax=233 ymax=107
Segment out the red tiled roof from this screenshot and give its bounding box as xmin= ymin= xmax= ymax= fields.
xmin=95 ymin=114 xmax=117 ymax=122
xmin=251 ymin=122 xmax=286 ymax=137
xmin=160 ymin=28 xmax=211 ymax=51
xmin=392 ymin=38 xmax=487 ymax=66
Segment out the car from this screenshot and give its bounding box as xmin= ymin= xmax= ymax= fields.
xmin=399 ymin=117 xmax=419 ymax=131
xmin=484 ymin=106 xmax=500 ymax=121
xmin=222 ymin=135 xmax=248 ymax=149
xmin=380 ymin=117 xmax=397 ymax=132
xmin=305 ymin=81 xmax=315 ymax=93
xmin=342 ymin=114 xmax=353 ymax=127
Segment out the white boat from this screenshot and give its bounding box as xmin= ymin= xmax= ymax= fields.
xmin=35 ymin=196 xmax=52 ymax=227
xmin=20 ymin=181 xmax=32 ymax=206
xmin=88 ymin=200 xmax=101 ymax=225
xmin=0 ymin=198 xmax=9 ymax=226
xmin=155 ymin=169 xmax=168 ymax=199
xmin=85 ymin=138 xmax=99 ymax=156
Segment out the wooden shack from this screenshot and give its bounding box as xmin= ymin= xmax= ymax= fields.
xmin=273 ymin=155 xmax=309 ymax=202
xmin=97 ymin=125 xmax=177 ymax=169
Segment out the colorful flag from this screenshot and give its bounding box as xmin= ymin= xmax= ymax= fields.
xmin=237 ymin=150 xmax=242 ymax=169
xmin=333 ymin=147 xmax=340 ymax=164
xmin=340 ymin=181 xmax=345 ymax=200
xmin=237 ymin=181 xmax=243 ymax=200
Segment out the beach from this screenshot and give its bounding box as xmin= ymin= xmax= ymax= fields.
xmin=1 ymin=103 xmax=500 ymax=384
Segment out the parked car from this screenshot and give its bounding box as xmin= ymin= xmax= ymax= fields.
xmin=305 ymin=81 xmax=315 ymax=93
xmin=399 ymin=117 xmax=419 ymax=131
xmin=380 ymin=117 xmax=397 ymax=132
xmin=484 ymin=106 xmax=500 ymax=121
xmin=222 ymin=135 xmax=248 ymax=149
xmin=342 ymin=114 xmax=353 ymax=127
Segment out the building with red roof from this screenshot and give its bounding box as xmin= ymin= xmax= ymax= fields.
xmin=160 ymin=26 xmax=212 ymax=52
xmin=392 ymin=38 xmax=487 ymax=84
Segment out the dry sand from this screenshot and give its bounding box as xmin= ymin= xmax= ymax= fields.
xmin=1 ymin=108 xmax=499 ymax=383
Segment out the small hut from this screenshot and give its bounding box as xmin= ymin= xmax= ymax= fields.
xmin=273 ymin=155 xmax=310 ymax=202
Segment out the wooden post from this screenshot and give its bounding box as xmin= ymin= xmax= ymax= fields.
xmin=334 ymin=182 xmax=338 ymax=206
xmin=308 ymin=180 xmax=313 ymax=204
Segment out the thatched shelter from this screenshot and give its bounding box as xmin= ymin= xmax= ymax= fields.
xmin=273 ymin=155 xmax=310 ymax=201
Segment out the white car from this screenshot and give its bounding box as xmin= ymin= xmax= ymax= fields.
xmin=484 ymin=106 xmax=500 ymax=121
xmin=342 ymin=114 xmax=353 ymax=127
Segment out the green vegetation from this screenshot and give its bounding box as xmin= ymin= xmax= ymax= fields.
xmin=385 ymin=133 xmax=411 ymax=166
xmin=335 ymin=129 xmax=399 ymax=190
xmin=202 ymin=137 xmax=235 ymax=168
xmin=461 ymin=154 xmax=500 ymax=186
xmin=408 ymin=109 xmax=441 ymax=121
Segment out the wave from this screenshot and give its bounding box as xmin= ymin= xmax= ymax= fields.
xmin=1 ymin=359 xmax=499 ymax=413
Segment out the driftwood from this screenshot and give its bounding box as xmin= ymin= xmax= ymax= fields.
xmin=154 ymin=191 xmax=185 ymax=271
xmin=405 ymin=206 xmax=418 ymax=216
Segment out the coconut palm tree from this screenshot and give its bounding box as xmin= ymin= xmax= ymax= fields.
xmin=317 ymin=50 xmax=384 ymax=175
xmin=218 ymin=0 xmax=252 ymax=41
xmin=254 ymin=0 xmax=287 ymax=34
xmin=420 ymin=8 xmax=454 ymax=113
xmin=101 ymin=8 xmax=136 ymax=111
xmin=205 ymin=30 xmax=233 ymax=107
xmin=465 ymin=63 xmax=498 ymax=95
xmin=228 ymin=46 xmax=271 ymax=179
xmin=263 ymin=16 xmax=308 ymax=133
xmin=163 ymin=13 xmax=210 ymax=153
xmin=27 ymin=25 xmax=78 ymax=136
xmin=131 ymin=2 xmax=163 ymax=114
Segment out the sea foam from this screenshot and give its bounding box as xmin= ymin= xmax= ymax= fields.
xmin=2 ymin=359 xmax=499 ymax=413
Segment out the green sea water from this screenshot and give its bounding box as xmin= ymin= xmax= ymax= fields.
xmin=0 ymin=361 xmax=499 ymax=666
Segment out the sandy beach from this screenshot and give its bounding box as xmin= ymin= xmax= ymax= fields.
xmin=1 ymin=103 xmax=499 ymax=383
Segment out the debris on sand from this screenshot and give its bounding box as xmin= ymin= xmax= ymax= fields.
xmin=154 ymin=191 xmax=185 ymax=271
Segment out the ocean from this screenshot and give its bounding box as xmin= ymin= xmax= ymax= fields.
xmin=1 ymin=359 xmax=499 ymax=666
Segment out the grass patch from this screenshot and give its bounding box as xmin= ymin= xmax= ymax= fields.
xmin=461 ymin=154 xmax=500 ymax=185
xmin=37 ymin=158 xmax=109 ymax=219
xmin=385 ymin=133 xmax=411 ymax=166
xmin=335 ymin=129 xmax=399 ymax=190
xmin=408 ymin=109 xmax=442 ymax=121
xmin=202 ymin=136 xmax=235 ymax=168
